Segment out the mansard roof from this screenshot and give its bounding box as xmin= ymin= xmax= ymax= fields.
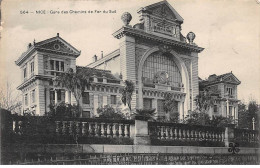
xmin=138 ymin=0 xmax=184 ymax=23
xmin=199 ymin=72 xmax=241 ymax=87
xmin=76 ymin=66 xmax=120 ymax=81
xmin=16 ymin=34 xmax=81 ymax=66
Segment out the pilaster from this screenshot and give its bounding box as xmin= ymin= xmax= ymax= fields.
xmin=119 ymin=35 xmax=136 ymax=110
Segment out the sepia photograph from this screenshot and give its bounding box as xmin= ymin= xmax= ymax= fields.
xmin=0 ymin=0 xmax=259 ymax=165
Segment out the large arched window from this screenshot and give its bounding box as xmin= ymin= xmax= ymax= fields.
xmin=142 ymin=52 xmax=182 ymax=87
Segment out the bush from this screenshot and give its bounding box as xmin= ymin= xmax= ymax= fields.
xmin=97 ymin=105 xmax=125 ymax=120
xmin=46 ymin=102 xmax=79 ymax=118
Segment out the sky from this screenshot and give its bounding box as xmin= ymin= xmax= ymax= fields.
xmin=0 ymin=0 xmax=259 ymax=103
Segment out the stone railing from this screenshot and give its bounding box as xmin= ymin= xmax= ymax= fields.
xmin=8 ymin=115 xmax=259 ymax=147
xmin=234 ymin=128 xmax=259 ymax=147
xmin=55 ymin=118 xmax=134 ymax=138
xmin=11 ymin=116 xmax=135 ymax=144
xmin=148 ymin=122 xmax=225 ymax=146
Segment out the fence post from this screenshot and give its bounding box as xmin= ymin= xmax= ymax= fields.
xmin=224 ymin=124 xmax=235 ymax=147
xmin=134 ymin=119 xmax=151 ymax=145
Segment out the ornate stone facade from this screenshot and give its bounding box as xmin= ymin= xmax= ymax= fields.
xmin=16 ymin=1 xmax=206 ymax=121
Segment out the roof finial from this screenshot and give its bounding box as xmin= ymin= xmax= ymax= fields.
xmin=33 ymin=39 xmax=36 ymax=45
xmin=57 ymin=33 xmax=59 ymax=37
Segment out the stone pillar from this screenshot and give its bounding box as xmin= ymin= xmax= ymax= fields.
xmin=179 ymin=101 xmax=184 ymax=121
xmin=103 ymin=95 xmax=107 ymax=106
xmin=224 ymin=126 xmax=235 ymax=147
xmin=65 ymin=90 xmax=71 ymax=104
xmin=191 ymin=53 xmax=199 ymax=110
xmin=152 ymin=98 xmax=157 ymax=117
xmin=46 ymin=88 xmax=50 ymax=112
xmin=93 ymin=94 xmax=99 ymax=117
xmin=119 ymin=36 xmax=136 ymax=110
xmin=134 ymin=119 xmax=150 ymax=145
xmin=54 ymin=89 xmax=58 ymax=104
xmin=226 ymin=99 xmax=229 ymax=117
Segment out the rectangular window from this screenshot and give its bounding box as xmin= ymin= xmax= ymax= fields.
xmin=226 ymin=87 xmax=233 ymax=96
xmin=157 ymin=99 xmax=164 ymax=114
xmin=30 ymin=62 xmax=34 ymax=75
xmin=25 ymin=94 xmax=28 ymax=106
xmin=143 ymin=98 xmax=152 ymax=110
xmin=50 ymin=90 xmax=55 ymax=105
xmin=111 ymin=95 xmax=117 ymax=105
xmin=82 ymin=111 xmax=90 ymax=118
xmin=50 ymin=60 xmax=54 ymax=70
xmin=229 ymin=106 xmax=233 ymax=116
xmin=57 ymin=90 xmax=61 ymax=101
xmin=82 ymin=92 xmax=90 ymax=104
xmin=31 ymin=90 xmax=35 ymax=103
xmin=61 ymin=62 xmax=64 ymax=71
xmin=23 ymin=67 xmax=27 ymax=79
xmin=56 ymin=61 xmax=59 ymax=71
xmin=214 ymin=105 xmax=218 ymax=113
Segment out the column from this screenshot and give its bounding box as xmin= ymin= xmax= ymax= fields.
xmin=179 ymin=102 xmax=184 ymax=121
xmin=54 ymin=89 xmax=58 ymax=104
xmin=65 ymin=90 xmax=71 ymax=104
xmin=120 ymin=36 xmax=136 ymax=110
xmin=103 ymin=95 xmax=107 ymax=106
xmin=152 ymin=98 xmax=158 ymax=117
xmin=93 ymin=94 xmax=99 ymax=116
xmin=46 ymin=88 xmax=50 ymax=111
xmin=226 ymin=99 xmax=229 ymax=117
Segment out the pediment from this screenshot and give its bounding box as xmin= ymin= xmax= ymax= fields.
xmin=150 ymin=4 xmax=177 ymax=21
xmin=223 ymin=74 xmax=241 ymax=85
xmin=35 ymin=37 xmax=80 ymax=57
xmin=142 ymin=1 xmax=183 ymax=23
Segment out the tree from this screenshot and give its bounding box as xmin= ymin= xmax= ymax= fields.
xmin=134 ymin=108 xmax=156 ymax=121
xmin=184 ymin=110 xmax=211 ymax=126
xmin=0 ymin=81 xmax=22 ymax=114
xmin=247 ymin=100 xmax=259 ymax=130
xmin=97 ymin=105 xmax=125 ymax=120
xmin=238 ymin=101 xmax=250 ymax=129
xmin=195 ymin=90 xmax=216 ymax=113
xmin=53 ymin=68 xmax=92 ymax=117
xmin=121 ymin=80 xmax=134 ymax=111
xmin=163 ymin=93 xmax=179 ymax=123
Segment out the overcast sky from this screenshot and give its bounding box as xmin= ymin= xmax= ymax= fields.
xmin=0 ymin=0 xmax=259 ymax=103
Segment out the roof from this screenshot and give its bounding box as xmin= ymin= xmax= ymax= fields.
xmin=76 ymin=66 xmax=120 ymax=81
xmin=138 ymin=0 xmax=184 ymax=23
xmin=199 ymin=72 xmax=241 ymax=87
xmin=16 ymin=34 xmax=81 ymax=66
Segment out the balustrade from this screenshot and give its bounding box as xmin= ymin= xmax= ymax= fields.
xmin=148 ymin=122 xmax=226 ymax=146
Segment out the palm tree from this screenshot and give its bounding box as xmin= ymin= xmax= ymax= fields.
xmin=195 ymin=90 xmax=216 ymax=113
xmin=121 ymin=80 xmax=135 ymax=111
xmin=53 ymin=68 xmax=92 ymax=117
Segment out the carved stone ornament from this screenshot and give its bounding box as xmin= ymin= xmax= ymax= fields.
xmin=154 ymin=71 xmax=169 ymax=84
xmin=158 ymin=44 xmax=172 ymax=53
xmin=186 ymin=32 xmax=196 ymax=44
xmin=121 ymin=12 xmax=132 ymax=26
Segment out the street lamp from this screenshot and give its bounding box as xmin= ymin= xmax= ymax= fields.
xmin=252 ymin=117 xmax=255 ymax=130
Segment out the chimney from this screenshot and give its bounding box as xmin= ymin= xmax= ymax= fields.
xmin=93 ymin=55 xmax=98 ymax=62
xmin=28 ymin=43 xmax=32 ymax=49
xmin=57 ymin=33 xmax=59 ymax=37
xmin=101 ymin=51 xmax=103 ymax=58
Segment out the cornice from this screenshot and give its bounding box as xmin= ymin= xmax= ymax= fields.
xmin=113 ymin=26 xmax=204 ymax=53
xmin=17 ymin=75 xmax=53 ymax=90
xmin=87 ymin=49 xmax=120 ymax=67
